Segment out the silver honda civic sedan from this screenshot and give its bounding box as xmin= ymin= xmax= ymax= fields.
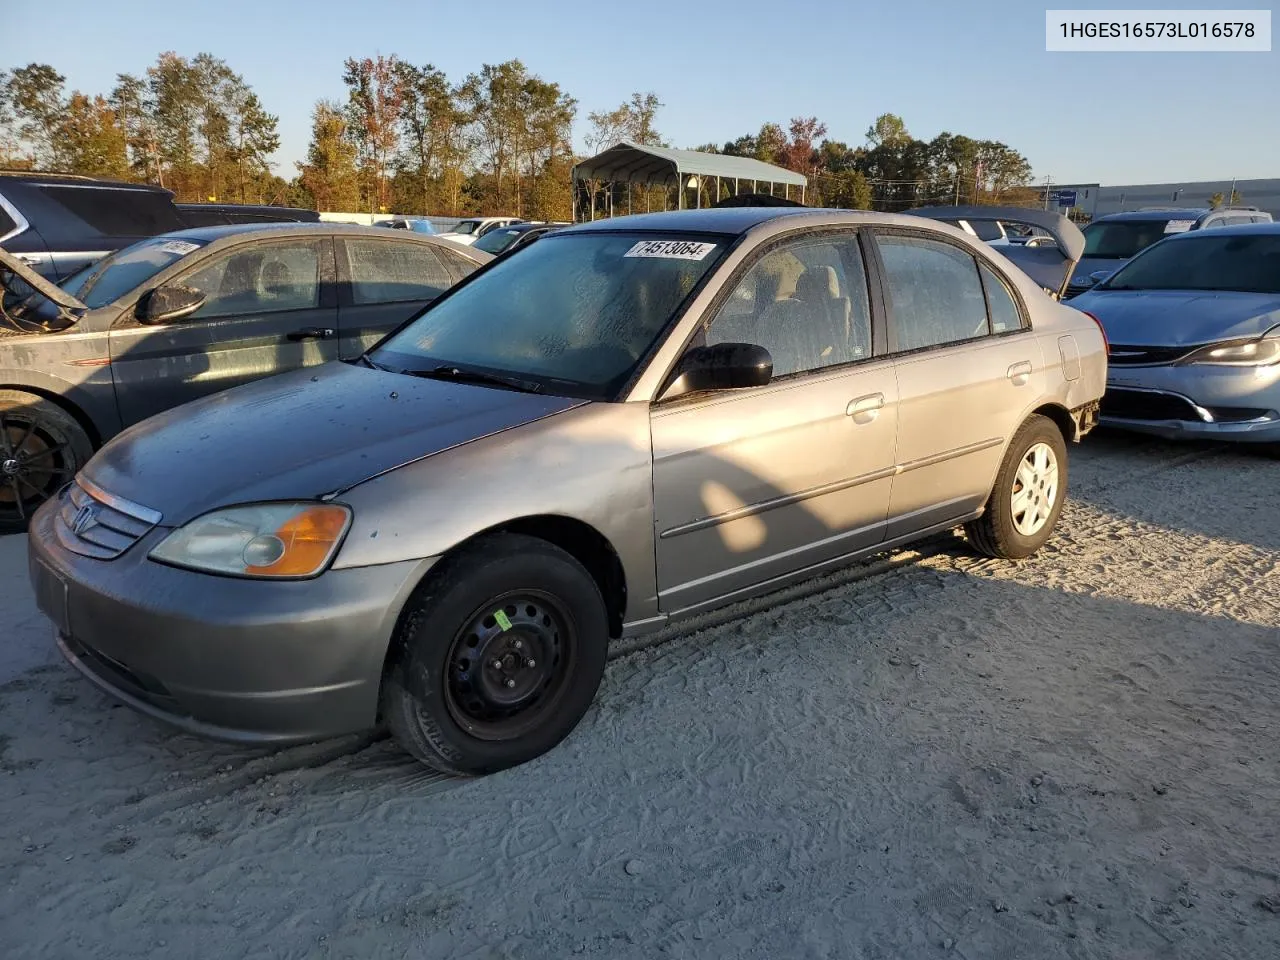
xmin=28 ymin=207 xmax=1107 ymax=775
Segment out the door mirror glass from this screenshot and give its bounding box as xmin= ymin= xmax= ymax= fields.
xmin=662 ymin=343 xmax=773 ymax=400
xmin=136 ymin=284 xmax=207 ymax=325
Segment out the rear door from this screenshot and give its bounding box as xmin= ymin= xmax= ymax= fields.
xmin=335 ymin=237 xmax=462 ymax=359
xmin=109 ymin=236 xmax=339 ymax=426
xmin=870 ymin=230 xmax=1043 ymax=539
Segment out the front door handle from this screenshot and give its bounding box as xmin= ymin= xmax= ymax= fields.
xmin=287 ymin=326 xmax=336 ymax=342
xmin=846 ymin=392 xmax=884 ymax=424
xmin=1007 ymin=361 xmax=1033 ymax=385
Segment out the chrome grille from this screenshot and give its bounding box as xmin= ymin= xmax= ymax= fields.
xmin=1107 ymin=344 xmax=1194 ymax=366
xmin=54 ymin=479 xmax=162 ymax=560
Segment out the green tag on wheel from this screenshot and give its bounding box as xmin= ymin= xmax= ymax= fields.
xmin=494 ymin=610 xmax=513 ymax=631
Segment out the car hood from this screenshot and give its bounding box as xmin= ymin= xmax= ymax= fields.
xmin=1070 ymin=290 xmax=1280 ymax=346
xmin=82 ymin=361 xmax=587 ymax=524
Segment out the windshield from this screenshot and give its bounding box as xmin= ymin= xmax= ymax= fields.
xmin=372 ymin=232 xmax=728 ymax=398
xmin=452 ymin=220 xmax=481 ymax=235
xmin=63 ymin=236 xmax=207 ymax=307
xmin=1082 ymin=219 xmax=1191 ymax=260
xmin=1099 ymin=233 xmax=1280 ymax=294
xmin=472 ymin=228 xmax=523 ymax=255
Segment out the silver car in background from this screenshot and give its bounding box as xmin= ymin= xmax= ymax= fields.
xmin=28 ymin=207 xmax=1107 ymax=776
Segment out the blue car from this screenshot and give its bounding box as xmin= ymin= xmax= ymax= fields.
xmin=1071 ymin=223 xmax=1280 ymax=444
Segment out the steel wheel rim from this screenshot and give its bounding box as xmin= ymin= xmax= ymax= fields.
xmin=439 ymin=590 xmax=577 ymax=742
xmin=1010 ymin=441 xmax=1059 ymax=537
xmin=0 ymin=414 xmax=73 ymax=522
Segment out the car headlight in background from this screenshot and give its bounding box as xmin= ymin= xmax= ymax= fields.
xmin=1180 ymin=329 xmax=1280 ymax=367
xmin=150 ymin=503 xmax=351 ymax=578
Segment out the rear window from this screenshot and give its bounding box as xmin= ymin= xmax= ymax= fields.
xmin=39 ymin=185 xmax=186 ymax=236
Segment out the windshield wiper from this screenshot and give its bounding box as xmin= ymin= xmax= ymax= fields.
xmin=407 ymin=364 xmax=543 ymax=393
xmin=353 ymin=354 xmax=389 ymax=371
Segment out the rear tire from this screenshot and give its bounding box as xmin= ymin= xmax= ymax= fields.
xmin=966 ymin=414 xmax=1068 ymax=559
xmin=382 ymin=533 xmax=609 ymax=776
xmin=0 ymin=390 xmax=93 ymax=535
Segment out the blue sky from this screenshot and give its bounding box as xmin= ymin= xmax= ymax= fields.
xmin=5 ymin=0 xmax=1277 ymax=185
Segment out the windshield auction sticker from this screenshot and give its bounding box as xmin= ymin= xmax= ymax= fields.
xmin=624 ymin=240 xmax=718 ymax=260
xmin=156 ymin=240 xmax=201 ymax=256
xmin=1163 ymin=220 xmax=1196 ymax=233
xmin=1046 ymin=10 xmax=1271 ymax=51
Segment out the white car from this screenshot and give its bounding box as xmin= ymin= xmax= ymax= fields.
xmin=437 ymin=217 xmax=526 ymax=247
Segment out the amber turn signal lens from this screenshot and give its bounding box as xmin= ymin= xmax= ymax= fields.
xmin=245 ymin=505 xmax=350 ymax=576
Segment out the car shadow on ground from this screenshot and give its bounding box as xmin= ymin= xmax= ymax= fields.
xmin=2 ymin=552 xmax=1279 ymax=959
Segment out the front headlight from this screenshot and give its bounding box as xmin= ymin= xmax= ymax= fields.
xmin=1181 ymin=330 xmax=1280 ymax=367
xmin=149 ymin=502 xmax=352 ymax=578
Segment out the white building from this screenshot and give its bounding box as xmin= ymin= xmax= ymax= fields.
xmin=1045 ymin=178 xmax=1280 ymax=220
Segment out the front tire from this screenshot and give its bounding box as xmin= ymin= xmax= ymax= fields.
xmin=0 ymin=390 xmax=94 ymax=535
xmin=382 ymin=533 xmax=609 ymax=775
xmin=965 ymin=414 xmax=1068 ymax=559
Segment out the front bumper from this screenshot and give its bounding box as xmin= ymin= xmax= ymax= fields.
xmin=1102 ymin=364 xmax=1280 ymax=444
xmin=28 ymin=496 xmax=437 ymax=745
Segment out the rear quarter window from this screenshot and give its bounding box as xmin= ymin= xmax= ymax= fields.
xmin=0 ymin=204 xmax=17 ymax=238
xmin=38 ymin=185 xmax=186 ymax=236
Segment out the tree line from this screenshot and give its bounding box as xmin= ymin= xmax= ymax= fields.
xmin=0 ymin=55 xmax=1037 ymax=219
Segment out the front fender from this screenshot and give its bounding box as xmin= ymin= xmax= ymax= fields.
xmin=331 ymin=401 xmax=659 ymax=624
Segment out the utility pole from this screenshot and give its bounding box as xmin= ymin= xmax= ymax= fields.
xmin=1043 ymin=175 xmax=1052 ymax=211
xmin=954 ymin=171 xmax=960 ymax=206
xmin=1228 ymin=175 xmax=1237 ymax=205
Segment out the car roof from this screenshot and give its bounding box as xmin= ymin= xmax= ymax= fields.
xmin=154 ymin=221 xmax=463 ymax=243
xmin=1160 ymin=221 xmax=1280 ymax=240
xmin=561 ymin=207 xmax=990 ymax=238
xmin=1089 ymin=209 xmax=1211 ymax=223
xmin=0 ymin=170 xmax=173 ymax=194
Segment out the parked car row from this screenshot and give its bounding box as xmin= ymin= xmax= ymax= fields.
xmin=1 ymin=223 xmax=490 ymax=531
xmin=1065 ymin=205 xmax=1273 ymax=298
xmin=20 ymin=203 xmax=1108 ymax=778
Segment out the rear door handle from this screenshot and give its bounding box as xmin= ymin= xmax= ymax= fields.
xmin=846 ymin=393 xmax=884 ymax=423
xmin=287 ymin=326 xmax=336 ymax=342
xmin=1007 ymin=361 xmax=1033 ymax=385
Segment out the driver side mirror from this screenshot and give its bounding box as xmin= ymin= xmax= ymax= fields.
xmin=661 ymin=342 xmax=773 ymax=401
xmin=1089 ymin=270 xmax=1113 ymax=285
xmin=136 ymin=284 xmax=206 ymax=325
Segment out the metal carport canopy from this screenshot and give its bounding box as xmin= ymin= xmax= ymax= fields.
xmin=572 ymin=141 xmax=807 ymax=189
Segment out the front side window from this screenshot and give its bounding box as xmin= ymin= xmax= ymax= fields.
xmin=876 ymin=234 xmax=988 ymax=352
xmin=346 ymin=239 xmax=453 ymax=304
xmin=181 ymin=241 xmax=321 ymax=318
xmin=452 ymin=220 xmax=481 ymax=236
xmin=373 ymin=232 xmax=727 ymax=398
xmin=705 ymin=235 xmax=873 ymax=378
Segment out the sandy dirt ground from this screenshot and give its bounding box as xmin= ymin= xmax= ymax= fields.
xmin=1 ymin=431 xmax=1278 ymax=959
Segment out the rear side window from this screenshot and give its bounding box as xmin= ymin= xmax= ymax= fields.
xmin=182 ymin=241 xmax=322 ymax=318
xmin=39 ymin=185 xmax=185 ymax=236
xmin=0 ymin=204 xmax=17 ymax=238
xmin=979 ymin=263 xmax=1024 ymax=333
xmin=877 ymin=235 xmax=989 ymax=351
xmin=346 ymin=239 xmax=453 ymax=304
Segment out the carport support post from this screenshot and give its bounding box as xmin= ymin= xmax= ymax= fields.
xmin=571 ymin=177 xmax=578 ymax=223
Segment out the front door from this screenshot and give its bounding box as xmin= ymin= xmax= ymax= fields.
xmin=651 ymin=231 xmax=898 ymax=614
xmin=871 ymin=231 xmax=1044 ymax=538
xmin=110 ymin=237 xmax=339 ymax=426
xmin=335 ymin=237 xmax=465 ymax=359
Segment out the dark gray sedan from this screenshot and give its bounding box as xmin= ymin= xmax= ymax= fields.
xmin=0 ymin=224 xmax=489 ymax=531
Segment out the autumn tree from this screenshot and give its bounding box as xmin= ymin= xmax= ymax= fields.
xmin=3 ymin=63 xmax=67 ymax=167
xmin=60 ymin=94 xmax=129 ymax=178
xmin=297 ymin=100 xmax=360 ymax=211
xmin=343 ymin=55 xmax=403 ymax=213
xmin=395 ymin=61 xmax=465 ymax=213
